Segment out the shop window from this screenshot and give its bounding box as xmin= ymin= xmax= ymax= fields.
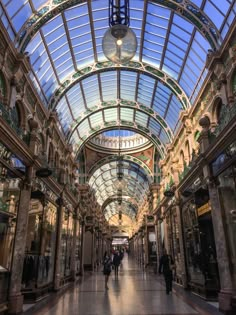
xmin=182 ymin=196 xmax=220 ymax=298
xmin=60 ymin=209 xmax=73 ymax=278
xmin=22 ymin=199 xmax=57 ymax=288
xmin=0 ymin=163 xmax=20 ymax=270
xmin=166 ymin=207 xmax=181 ymax=280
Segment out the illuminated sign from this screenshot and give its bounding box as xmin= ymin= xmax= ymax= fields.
xmin=197 ymin=202 xmax=211 ymax=216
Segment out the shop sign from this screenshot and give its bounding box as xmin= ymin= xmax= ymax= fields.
xmin=197 ymin=202 xmax=211 ymax=216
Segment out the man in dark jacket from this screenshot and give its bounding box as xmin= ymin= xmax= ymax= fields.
xmin=159 ymin=249 xmax=174 ymax=294
xmin=113 ymin=251 xmax=121 ymax=277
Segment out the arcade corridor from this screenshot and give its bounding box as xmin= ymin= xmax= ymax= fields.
xmin=25 ymin=254 xmax=223 ymax=315
xmin=0 ymin=1 xmax=236 ymax=314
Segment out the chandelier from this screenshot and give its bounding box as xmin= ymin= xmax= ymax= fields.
xmin=102 ymin=0 xmax=137 ymax=64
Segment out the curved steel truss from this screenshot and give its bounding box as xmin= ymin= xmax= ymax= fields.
xmin=49 ymin=62 xmax=191 ymax=110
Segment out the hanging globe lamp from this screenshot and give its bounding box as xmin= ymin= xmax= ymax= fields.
xmin=102 ymin=0 xmax=137 ymax=64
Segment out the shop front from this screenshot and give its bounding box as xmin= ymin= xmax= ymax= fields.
xmin=182 ymin=187 xmax=220 ymax=299
xmin=211 ymin=139 xmax=236 ymax=300
xmin=0 ymin=144 xmax=23 ymax=312
xmin=60 ymin=207 xmax=74 ymax=284
xmin=21 ymin=186 xmax=57 ymax=301
xmin=164 ymin=202 xmax=182 ymax=285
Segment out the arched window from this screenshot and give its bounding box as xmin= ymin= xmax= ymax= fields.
xmin=194 ymin=130 xmax=201 ymax=142
xmin=11 ymin=103 xmax=21 ymax=127
xmin=48 ymin=144 xmax=54 ymax=167
xmin=185 ymin=141 xmax=191 ymax=165
xmin=0 ymin=72 xmax=7 ymax=100
xmin=180 ymin=150 xmax=185 ymax=169
xmin=232 ymin=71 xmax=236 ymax=96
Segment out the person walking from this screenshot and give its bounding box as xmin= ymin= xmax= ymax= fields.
xmin=103 ymin=252 xmax=112 ymax=290
xmin=113 ymin=250 xmax=121 ymax=277
xmin=159 ymin=249 xmax=175 ymax=295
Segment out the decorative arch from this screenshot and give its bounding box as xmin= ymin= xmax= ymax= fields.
xmin=17 ymin=0 xmax=221 ymax=52
xmin=49 ymin=62 xmax=191 ymax=111
xmin=87 ymin=154 xmax=153 ymax=183
xmin=73 ymin=123 xmax=166 ymax=159
xmin=68 ymin=100 xmax=173 ymax=142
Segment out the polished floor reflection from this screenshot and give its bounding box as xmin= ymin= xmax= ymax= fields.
xmin=31 ymin=254 xmax=223 ymax=315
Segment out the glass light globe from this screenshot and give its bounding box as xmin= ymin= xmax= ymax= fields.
xmin=102 ymin=24 xmax=137 ymax=64
xmin=114 ymin=177 xmax=127 ymax=190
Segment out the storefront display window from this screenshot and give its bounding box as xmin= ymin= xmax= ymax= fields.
xmin=183 ymin=194 xmax=219 ymax=297
xmin=183 ymin=202 xmax=205 ymax=286
xmin=0 ymin=163 xmax=20 ymax=270
xmin=166 ymin=207 xmax=181 ymax=277
xmin=22 ymin=199 xmax=57 ymax=288
xmin=60 ymin=209 xmax=73 ymax=278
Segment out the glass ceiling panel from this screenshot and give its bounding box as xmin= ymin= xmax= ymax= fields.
xmin=120 ymin=108 xmax=134 ymax=122
xmin=103 ymin=130 xmax=136 ymax=137
xmin=90 ymin=111 xmax=103 ymax=128
xmin=100 ymin=72 xmax=117 ymax=101
xmin=104 ymin=108 xmax=117 ymax=122
xmin=165 ymin=94 xmax=182 ymax=132
xmin=120 ymin=71 xmax=137 ymax=101
xmin=3 ymin=0 xmax=32 ymax=32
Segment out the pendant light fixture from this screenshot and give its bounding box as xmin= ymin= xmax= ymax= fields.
xmin=114 ymin=123 xmax=127 ymax=191
xmin=102 ymin=0 xmax=137 ymax=64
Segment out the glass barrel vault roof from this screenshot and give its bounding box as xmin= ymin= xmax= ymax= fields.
xmin=0 ymin=1 xmax=234 ymax=154
xmin=0 ymin=0 xmax=235 ymax=220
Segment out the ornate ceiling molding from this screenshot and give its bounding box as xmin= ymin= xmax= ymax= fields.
xmin=68 ymin=100 xmax=174 ymax=143
xmin=48 ymin=61 xmax=191 ymax=111
xmin=73 ymin=122 xmax=166 ymax=159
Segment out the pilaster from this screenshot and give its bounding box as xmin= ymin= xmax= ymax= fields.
xmin=53 ymin=194 xmax=64 ymax=291
xmin=208 ymin=179 xmax=235 ymax=314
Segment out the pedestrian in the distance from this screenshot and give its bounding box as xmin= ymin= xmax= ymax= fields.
xmin=103 ymin=251 xmax=112 ymax=289
xmin=113 ymin=250 xmax=121 ymax=277
xmin=159 ymin=249 xmax=175 ymax=295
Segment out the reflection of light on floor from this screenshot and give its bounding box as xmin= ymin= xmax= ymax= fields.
xmin=112 ymin=237 xmax=128 ymax=245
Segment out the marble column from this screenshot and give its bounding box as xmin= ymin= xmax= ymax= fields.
xmin=8 ymin=168 xmax=32 ymax=314
xmin=208 ymin=179 xmax=235 ymax=314
xmin=53 ymin=195 xmax=64 ymax=291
